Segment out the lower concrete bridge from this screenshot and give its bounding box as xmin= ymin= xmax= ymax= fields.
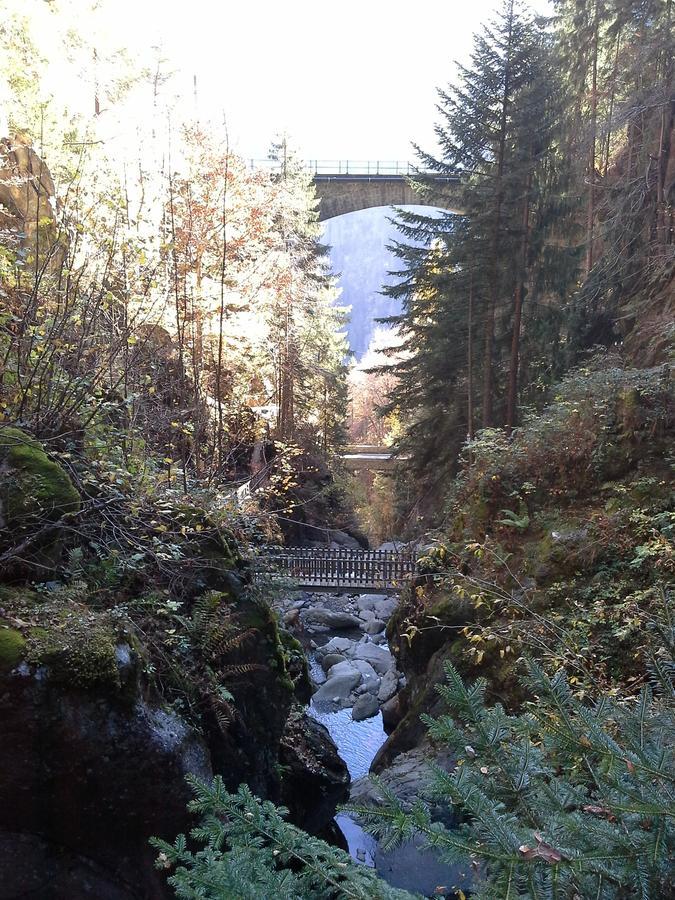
xmin=341 ymin=444 xmax=402 ymax=472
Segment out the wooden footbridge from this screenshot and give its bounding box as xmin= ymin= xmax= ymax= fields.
xmin=255 ymin=547 xmax=418 ymax=592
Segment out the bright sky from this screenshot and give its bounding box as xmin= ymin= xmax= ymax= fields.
xmin=92 ymin=0 xmax=553 ymax=163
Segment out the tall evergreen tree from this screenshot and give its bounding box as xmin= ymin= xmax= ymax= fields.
xmin=381 ymin=0 xmax=576 ymax=488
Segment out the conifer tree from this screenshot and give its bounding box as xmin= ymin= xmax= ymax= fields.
xmin=382 ymin=0 xmax=576 ymax=484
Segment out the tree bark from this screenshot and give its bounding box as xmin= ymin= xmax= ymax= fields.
xmin=482 ymin=0 xmax=514 ymax=427
xmin=585 ymin=0 xmax=599 ymax=277
xmin=506 ymin=171 xmax=532 ymax=432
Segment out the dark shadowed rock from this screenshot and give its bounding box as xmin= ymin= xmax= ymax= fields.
xmin=381 ymin=694 xmax=403 ymax=730
xmin=280 ymin=707 xmax=350 ymax=836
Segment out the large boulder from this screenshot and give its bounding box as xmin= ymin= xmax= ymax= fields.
xmin=0 ymin=427 xmax=80 ymax=541
xmin=0 ymin=427 xmax=81 ymax=578
xmin=0 ymin=646 xmax=211 ymax=898
xmin=279 ymin=707 xmax=349 ymax=836
xmin=312 ymin=668 xmax=361 ymax=711
xmin=351 ymin=642 xmax=395 ymax=676
xmin=0 ymin=572 xmax=303 ymax=897
xmin=352 ymin=693 xmax=379 ymax=721
xmin=301 ymin=608 xmax=361 ymax=630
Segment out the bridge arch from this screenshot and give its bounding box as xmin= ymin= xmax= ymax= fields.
xmin=247 ymin=160 xmax=462 ymax=221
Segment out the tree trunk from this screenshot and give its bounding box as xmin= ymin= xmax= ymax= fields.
xmin=656 ymin=0 xmax=674 ymax=250
xmin=506 ymin=171 xmax=532 ymax=432
xmin=585 ymin=0 xmax=599 ymax=277
xmin=482 ymin=0 xmax=514 ymax=427
xmin=467 ymin=267 xmax=474 ymax=443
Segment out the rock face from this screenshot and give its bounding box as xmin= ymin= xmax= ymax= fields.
xmin=0 ymin=657 xmax=211 ymax=898
xmin=0 ymin=137 xmax=59 ymax=252
xmin=279 ymin=707 xmax=350 ymax=836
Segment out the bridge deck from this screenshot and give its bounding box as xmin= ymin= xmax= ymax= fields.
xmin=255 ymin=547 xmax=417 ymax=592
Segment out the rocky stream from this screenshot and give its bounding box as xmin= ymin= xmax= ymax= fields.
xmin=276 ymin=588 xmax=471 ymax=898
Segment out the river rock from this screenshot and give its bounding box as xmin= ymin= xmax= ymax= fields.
xmin=378 ymin=669 xmax=399 ymax=703
xmin=363 ymin=618 xmax=386 ymax=635
xmin=374 ymin=598 xmax=397 ymax=619
xmin=351 ymin=693 xmax=379 ymax=721
xmin=279 ymin=708 xmax=349 ymax=835
xmin=312 ymin=669 xmax=361 ymax=710
xmin=381 ymin=694 xmax=402 ymax=729
xmin=302 ymin=608 xmax=361 ymax=630
xmin=326 ymin=660 xmax=360 ymax=680
xmin=283 ymin=608 xmax=301 ymax=628
xmin=320 ymin=637 xmax=355 ymax=656
xmin=351 ymin=659 xmax=380 ymax=694
xmin=356 ymin=594 xmax=390 ymax=614
xmin=321 ymin=652 xmax=346 ymax=673
xmin=352 ymin=642 xmax=394 ymax=676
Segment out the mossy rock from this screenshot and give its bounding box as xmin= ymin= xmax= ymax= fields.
xmin=0 ymin=624 xmax=26 ymax=670
xmin=27 ymin=620 xmax=121 ymax=691
xmin=0 ymin=427 xmax=80 ymax=530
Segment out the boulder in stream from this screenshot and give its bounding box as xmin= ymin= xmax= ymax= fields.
xmin=312 ymin=669 xmax=361 ymax=710
xmin=352 ymin=693 xmax=379 ymax=721
xmin=352 ymin=642 xmax=395 ymax=676
xmin=362 ymin=618 xmax=386 ymax=635
xmin=321 ymin=652 xmax=347 ymax=672
xmin=279 ymin=707 xmax=349 ymax=836
xmin=302 ymin=608 xmax=361 ymax=630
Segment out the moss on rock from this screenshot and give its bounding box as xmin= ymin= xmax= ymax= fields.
xmin=0 ymin=624 xmax=26 ymax=669
xmin=0 ymin=427 xmax=80 ymax=529
xmin=27 ymin=619 xmax=121 ymax=691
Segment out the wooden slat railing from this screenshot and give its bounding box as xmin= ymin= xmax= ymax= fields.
xmin=255 ymin=547 xmax=417 ymax=590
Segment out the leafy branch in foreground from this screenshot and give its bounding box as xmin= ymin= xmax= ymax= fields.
xmin=350 ymin=596 xmax=675 ymax=900
xmin=151 ymin=777 xmax=417 ymax=900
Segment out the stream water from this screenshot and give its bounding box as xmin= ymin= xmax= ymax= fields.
xmin=308 ymin=650 xmax=386 ymax=867
xmin=305 ymin=638 xmax=470 ymax=897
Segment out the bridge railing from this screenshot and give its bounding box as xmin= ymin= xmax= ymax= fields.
xmin=247 ymin=159 xmax=417 ymax=176
xmin=255 ymin=547 xmax=417 ymax=590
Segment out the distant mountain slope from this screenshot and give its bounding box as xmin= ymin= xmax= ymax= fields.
xmin=322 ymin=206 xmax=434 ymax=359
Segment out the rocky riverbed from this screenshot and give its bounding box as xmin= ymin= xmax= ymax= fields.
xmin=275 ymin=588 xmax=471 ymax=897
xmin=278 ymin=590 xmax=404 ymax=723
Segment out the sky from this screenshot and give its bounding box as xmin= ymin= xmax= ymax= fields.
xmin=90 ymin=0 xmax=553 ymax=164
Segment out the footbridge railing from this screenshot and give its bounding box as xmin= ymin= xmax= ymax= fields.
xmin=255 ymin=547 xmax=418 ymax=591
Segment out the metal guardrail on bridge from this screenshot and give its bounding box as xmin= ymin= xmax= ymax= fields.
xmin=247 ymin=159 xmax=419 ymax=176
xmin=256 ymin=547 xmax=417 ymax=590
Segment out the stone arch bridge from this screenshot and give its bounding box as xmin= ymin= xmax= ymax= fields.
xmin=249 ymin=160 xmax=462 ymax=220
